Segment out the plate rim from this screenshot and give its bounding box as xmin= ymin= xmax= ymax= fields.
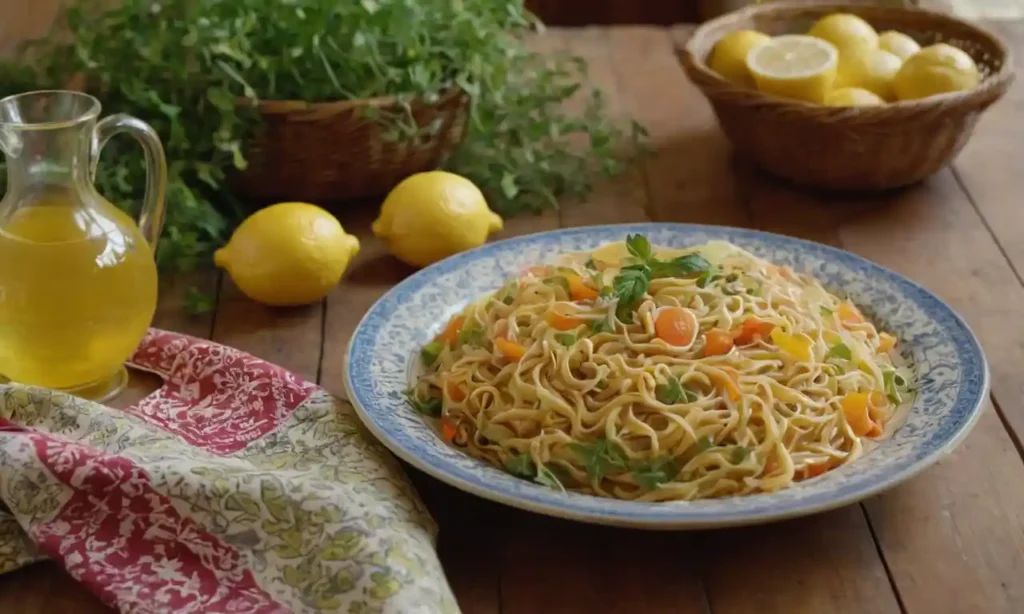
xmin=343 ymin=223 xmax=990 ymax=529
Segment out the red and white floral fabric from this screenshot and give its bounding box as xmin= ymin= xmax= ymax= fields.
xmin=0 ymin=329 xmax=458 ymax=614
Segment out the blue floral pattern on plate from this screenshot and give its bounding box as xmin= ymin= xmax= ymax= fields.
xmin=344 ymin=224 xmax=988 ymax=529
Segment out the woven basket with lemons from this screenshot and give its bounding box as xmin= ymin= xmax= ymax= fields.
xmin=680 ymin=2 xmax=1015 ymax=191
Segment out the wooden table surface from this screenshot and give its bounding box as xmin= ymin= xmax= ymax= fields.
xmin=2 ymin=21 xmax=1024 ymax=614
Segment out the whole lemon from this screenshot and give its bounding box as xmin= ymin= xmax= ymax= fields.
xmin=709 ymin=30 xmax=772 ymax=87
xmin=824 ymin=87 xmax=885 ymax=107
xmin=893 ymin=43 xmax=981 ymax=101
xmin=373 ymin=171 xmax=504 ymax=268
xmin=809 ymin=13 xmax=879 ymax=53
xmin=878 ymin=30 xmax=921 ymax=61
xmin=835 ymin=47 xmax=903 ymax=100
xmin=214 ymin=203 xmax=360 ymax=307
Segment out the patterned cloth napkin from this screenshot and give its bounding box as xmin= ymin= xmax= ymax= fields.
xmin=0 ymin=329 xmax=458 ymax=613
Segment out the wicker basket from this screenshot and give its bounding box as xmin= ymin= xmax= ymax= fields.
xmin=234 ymin=88 xmax=470 ymax=203
xmin=680 ymin=2 xmax=1015 ymax=191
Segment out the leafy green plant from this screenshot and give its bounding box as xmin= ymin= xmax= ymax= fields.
xmin=0 ymin=0 xmax=644 ymax=271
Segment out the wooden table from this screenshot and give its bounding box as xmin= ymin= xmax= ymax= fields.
xmin=3 ymin=22 xmax=1024 ymax=614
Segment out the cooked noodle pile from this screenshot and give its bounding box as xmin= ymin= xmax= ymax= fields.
xmin=407 ymin=236 xmax=913 ymax=501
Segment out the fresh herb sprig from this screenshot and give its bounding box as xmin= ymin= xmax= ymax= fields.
xmin=611 ymin=234 xmax=711 ymax=322
xmin=0 ymin=0 xmax=645 ymax=272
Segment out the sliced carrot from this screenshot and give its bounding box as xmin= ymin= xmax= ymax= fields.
xmin=840 ymin=392 xmax=879 ymax=437
xmin=440 ymin=417 xmax=458 ymax=442
xmin=733 ymin=317 xmax=775 ymax=345
xmin=438 ymin=315 xmax=465 ymax=346
xmin=710 ymin=366 xmax=741 ymax=402
xmin=654 ymin=306 xmax=698 ymax=346
xmin=877 ymin=332 xmax=897 ymax=353
xmin=703 ymin=328 xmax=735 ymax=357
xmin=445 ymin=379 xmax=467 ymax=402
xmin=804 ymin=462 xmax=830 ymax=479
xmin=545 ymin=307 xmax=584 ymax=331
xmin=838 ymin=301 xmax=865 ymax=326
xmin=495 ymin=336 xmax=527 ymax=361
xmin=566 ymin=274 xmax=600 ymax=301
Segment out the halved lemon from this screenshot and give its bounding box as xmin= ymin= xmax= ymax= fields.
xmin=747 ymin=35 xmax=839 ymax=103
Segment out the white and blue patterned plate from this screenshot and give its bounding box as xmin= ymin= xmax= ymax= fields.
xmin=344 ymin=224 xmax=988 ymax=529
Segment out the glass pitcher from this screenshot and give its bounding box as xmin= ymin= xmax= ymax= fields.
xmin=0 ymin=90 xmax=167 ymax=402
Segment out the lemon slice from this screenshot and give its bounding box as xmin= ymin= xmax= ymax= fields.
xmin=747 ymin=35 xmax=839 ymax=103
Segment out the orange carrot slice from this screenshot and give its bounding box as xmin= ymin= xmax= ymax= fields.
xmin=840 ymin=392 xmax=879 ymax=437
xmin=495 ymin=336 xmax=527 ymax=361
xmin=438 ymin=315 xmax=465 ymax=346
xmin=566 ymin=274 xmax=600 ymax=301
xmin=445 ymin=379 xmax=467 ymax=402
xmin=654 ymin=306 xmax=698 ymax=346
xmin=440 ymin=417 xmax=458 ymax=442
xmin=545 ymin=307 xmax=584 ymax=331
xmin=703 ymin=328 xmax=735 ymax=357
xmin=733 ymin=317 xmax=775 ymax=345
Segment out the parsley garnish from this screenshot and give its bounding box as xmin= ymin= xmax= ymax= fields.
xmin=505 ymin=454 xmax=536 ymax=477
xmin=505 ymin=455 xmax=568 ymax=492
xmin=590 ymin=316 xmax=614 ymax=334
xmin=457 ymin=325 xmax=485 ymax=348
xmin=655 ymin=377 xmax=698 ymax=404
xmin=584 ymin=258 xmax=598 ymax=271
xmin=555 ymin=332 xmax=576 ymax=346
xmin=826 ymin=343 xmax=852 ymax=361
xmin=650 ymin=254 xmax=712 ymax=280
xmin=569 ymin=436 xmax=629 ymax=481
xmin=695 ymin=435 xmax=714 ymax=452
xmin=420 ymin=341 xmax=445 ymax=366
xmin=625 ymin=233 xmax=653 ymax=261
xmin=403 ymin=389 xmax=442 ymax=417
xmin=632 ymin=457 xmax=682 ymax=489
xmin=730 ymin=445 xmax=751 ymax=464
xmin=611 ymin=235 xmax=711 ymax=322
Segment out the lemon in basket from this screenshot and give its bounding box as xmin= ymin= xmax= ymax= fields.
xmin=835 ymin=47 xmax=903 ymax=100
xmin=215 ymin=203 xmax=361 ymax=307
xmin=824 ymin=87 xmax=885 ymax=107
xmin=373 ymin=171 xmax=504 ymax=269
xmin=878 ymin=30 xmax=921 ymax=61
xmin=809 ymin=13 xmax=879 ymax=53
xmin=893 ymin=43 xmax=981 ymax=101
xmin=709 ymin=30 xmax=772 ymax=86
xmin=747 ymin=35 xmax=839 ymax=103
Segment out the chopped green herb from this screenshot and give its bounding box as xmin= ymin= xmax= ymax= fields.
xmin=649 ymin=254 xmax=712 ymax=279
xmin=555 ymin=332 xmax=577 ymax=346
xmin=420 ymin=341 xmax=445 ymax=366
xmin=569 ymin=436 xmax=629 ymax=481
xmin=625 ymin=233 xmax=653 ymax=261
xmin=730 ymin=445 xmax=751 ymax=464
xmin=404 ymin=389 xmax=442 ymax=418
xmin=535 ymin=464 xmax=568 ymax=492
xmin=883 ymin=369 xmax=910 ymax=405
xmin=655 ymin=377 xmax=697 ymax=404
xmin=595 ymin=379 xmax=608 ymax=390
xmin=584 ymin=258 xmax=598 ymax=271
xmin=826 ymin=343 xmax=852 ymax=361
xmin=457 ymin=325 xmax=485 ymax=348
xmin=632 ymin=457 xmax=682 ymax=490
xmin=724 ymin=272 xmax=739 ymax=283
xmin=502 ymin=295 xmax=516 ymax=305
xmin=590 ymin=316 xmax=614 ymax=334
xmin=696 ymin=270 xmax=715 ymax=288
xmin=695 ymin=435 xmax=714 ymax=452
xmin=505 ymin=454 xmax=536 ymax=478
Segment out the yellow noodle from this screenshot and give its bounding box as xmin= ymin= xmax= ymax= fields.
xmin=410 ymin=239 xmax=913 ymax=501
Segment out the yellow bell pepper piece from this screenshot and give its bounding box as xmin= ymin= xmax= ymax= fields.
xmin=770 ymin=328 xmax=812 ymax=362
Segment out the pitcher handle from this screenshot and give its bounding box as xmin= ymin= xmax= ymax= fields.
xmin=91 ymin=114 xmax=168 ymax=250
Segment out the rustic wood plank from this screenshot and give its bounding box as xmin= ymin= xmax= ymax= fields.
xmin=835 ymin=171 xmax=1024 ymax=614
xmin=655 ymin=24 xmax=904 ymax=614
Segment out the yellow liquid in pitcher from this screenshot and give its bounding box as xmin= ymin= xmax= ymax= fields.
xmin=0 ymin=195 xmax=157 ymax=390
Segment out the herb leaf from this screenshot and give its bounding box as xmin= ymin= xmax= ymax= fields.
xmin=184 ymin=287 xmax=217 ymax=315
xmin=632 ymin=457 xmax=682 ymax=489
xmin=590 ymin=316 xmax=614 ymax=334
xmin=826 ymin=343 xmax=852 ymax=361
xmin=535 ymin=464 xmax=568 ymax=492
xmin=655 ymin=377 xmax=697 ymax=404
xmin=570 ymin=437 xmax=629 ymax=481
xmin=457 ymin=325 xmax=485 ymax=348
xmin=404 ymin=390 xmax=442 ymax=418
xmin=695 ymin=435 xmax=714 ymax=452
xmin=625 ymin=234 xmax=653 ymax=261
xmin=420 ymin=340 xmax=445 ymax=366
xmin=555 ymin=332 xmax=577 ymax=346
xmin=612 ymin=264 xmax=651 ymax=321
xmin=505 ymin=454 xmax=536 ymax=478
xmin=730 ymin=445 xmax=751 ymax=464
xmin=650 ymin=254 xmax=711 ymax=279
